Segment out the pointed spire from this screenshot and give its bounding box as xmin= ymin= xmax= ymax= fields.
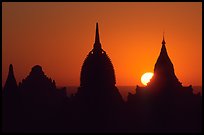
xmin=93 ymin=22 xmax=102 ymax=50
xmin=7 ymin=64 xmax=16 ymax=84
xmin=162 ymin=31 xmax=166 ymax=45
xmin=9 ymin=64 xmax=14 ymax=77
xmin=3 ymin=64 xmax=18 ymax=92
xmin=153 ymin=35 xmax=182 ymax=89
xmin=161 ymin=33 xmax=167 ymax=56
xmin=95 ymin=22 xmax=100 ymax=44
xmin=154 ymin=34 xmax=171 ymax=74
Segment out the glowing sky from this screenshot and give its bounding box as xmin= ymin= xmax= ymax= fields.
xmin=2 ymin=2 xmax=202 ymax=87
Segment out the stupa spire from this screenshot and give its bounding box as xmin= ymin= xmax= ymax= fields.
xmin=161 ymin=32 xmax=168 ymax=56
xmin=3 ymin=64 xmax=18 ymax=92
xmin=154 ymin=34 xmax=173 ymax=73
xmin=93 ymin=22 xmax=102 ymax=50
xmin=162 ymin=31 xmax=166 ymax=45
xmin=95 ymin=22 xmax=100 ymax=43
xmin=9 ymin=64 xmax=14 ymax=77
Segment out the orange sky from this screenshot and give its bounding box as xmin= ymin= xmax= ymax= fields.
xmin=2 ymin=2 xmax=202 ymax=87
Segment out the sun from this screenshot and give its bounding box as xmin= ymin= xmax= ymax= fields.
xmin=141 ymin=72 xmax=154 ymax=86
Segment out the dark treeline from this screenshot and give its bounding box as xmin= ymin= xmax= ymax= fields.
xmin=2 ymin=23 xmax=202 ymax=133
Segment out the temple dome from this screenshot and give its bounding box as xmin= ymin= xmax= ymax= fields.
xmin=19 ymin=65 xmax=56 ymax=91
xmin=80 ymin=23 xmax=116 ymax=88
xmin=31 ymin=65 xmax=44 ymax=75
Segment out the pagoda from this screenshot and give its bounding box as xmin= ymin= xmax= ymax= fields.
xmin=126 ymin=35 xmax=201 ymax=132
xmin=74 ymin=23 xmax=123 ymax=106
xmin=129 ymin=35 xmax=193 ymax=97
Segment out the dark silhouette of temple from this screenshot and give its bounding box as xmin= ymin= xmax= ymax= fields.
xmin=3 ymin=64 xmax=18 ymax=95
xmin=19 ymin=65 xmax=69 ymax=132
xmin=134 ymin=35 xmax=192 ymax=94
xmin=127 ymin=35 xmax=202 ymax=132
xmin=2 ymin=65 xmax=69 ymax=132
xmin=74 ymin=23 xmax=123 ymax=105
xmin=2 ymin=64 xmax=20 ymax=132
xmin=2 ymin=25 xmax=202 ymax=133
xmin=71 ymin=23 xmax=124 ymax=132
xmin=128 ymin=35 xmax=199 ymax=96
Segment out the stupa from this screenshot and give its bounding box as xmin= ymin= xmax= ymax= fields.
xmin=19 ymin=65 xmax=56 ymax=94
xmin=3 ymin=64 xmax=18 ymax=96
xmin=129 ymin=35 xmax=193 ymax=97
xmin=126 ymin=35 xmax=201 ymax=132
xmin=2 ymin=64 xmax=20 ymax=132
xmin=18 ymin=65 xmax=68 ymax=110
xmin=74 ymin=23 xmax=123 ymax=107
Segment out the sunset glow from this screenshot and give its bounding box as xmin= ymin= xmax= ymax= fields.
xmin=2 ymin=2 xmax=202 ymax=87
xmin=141 ymin=72 xmax=154 ymax=86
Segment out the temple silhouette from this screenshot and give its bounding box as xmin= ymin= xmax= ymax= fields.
xmin=132 ymin=35 xmax=193 ymax=94
xmin=2 ymin=65 xmax=69 ymax=132
xmin=2 ymin=23 xmax=202 ymax=133
xmin=74 ymin=23 xmax=123 ymax=105
xmin=127 ymin=35 xmax=202 ymax=132
xmin=2 ymin=64 xmax=19 ymax=132
xmin=71 ymin=23 xmax=124 ymax=132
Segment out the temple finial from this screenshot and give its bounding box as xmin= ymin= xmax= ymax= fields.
xmin=93 ymin=22 xmax=102 ymax=50
xmin=95 ymin=22 xmax=100 ymax=44
xmin=160 ymin=31 xmax=168 ymax=56
xmin=162 ymin=31 xmax=166 ymax=45
xmin=9 ymin=64 xmax=14 ymax=76
xmin=4 ymin=64 xmax=17 ymax=91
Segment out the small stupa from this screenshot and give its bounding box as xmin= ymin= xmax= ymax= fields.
xmin=2 ymin=64 xmax=20 ymax=132
xmin=18 ymin=65 xmax=68 ymax=105
xmin=19 ymin=65 xmax=56 ymax=93
xmin=3 ymin=64 xmax=18 ymax=95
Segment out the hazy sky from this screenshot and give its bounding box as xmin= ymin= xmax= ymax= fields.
xmin=2 ymin=2 xmax=202 ymax=87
